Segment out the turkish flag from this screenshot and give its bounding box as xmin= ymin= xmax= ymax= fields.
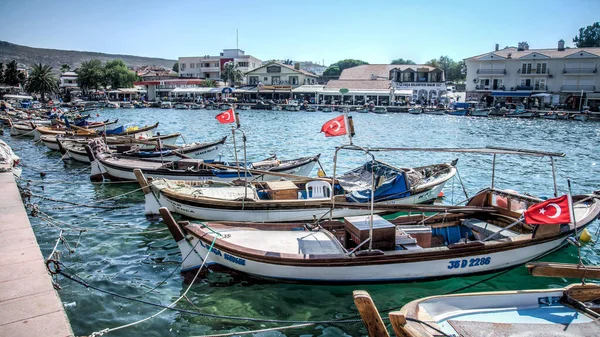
xmin=321 ymin=115 xmax=347 ymax=137
xmin=524 ymin=195 xmax=572 ymax=225
xmin=216 ymin=109 xmax=235 ymax=124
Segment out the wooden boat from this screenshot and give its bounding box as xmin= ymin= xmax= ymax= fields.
xmin=356 ymin=107 xmax=369 ymax=113
xmin=571 ymin=113 xmax=589 ymax=121
xmin=32 ymin=119 xmax=120 ymax=140
xmin=408 ymin=108 xmax=422 ymax=115
xmin=88 ymin=148 xmax=320 ymax=182
xmin=305 ymin=105 xmax=317 ymax=112
xmin=541 ymin=112 xmax=559 ymax=120
xmin=160 ymin=101 xmax=172 ymax=109
xmin=190 ymin=103 xmax=203 ymax=110
xmin=174 ymin=103 xmax=189 ymax=110
xmin=41 ymin=132 xmax=180 ymax=151
xmin=138 ymin=160 xmax=456 ymax=221
xmin=444 ymin=109 xmax=468 ymax=116
xmin=238 ymin=105 xmax=251 ymax=110
xmin=58 ymin=136 xmax=227 ymax=164
xmin=355 ymin=262 xmax=600 ymax=336
xmin=322 ymin=106 xmax=333 ymax=113
xmin=271 ymin=105 xmax=282 ymax=111
xmin=157 ymin=188 xmax=600 ymax=282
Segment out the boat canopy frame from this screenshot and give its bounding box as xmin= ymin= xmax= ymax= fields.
xmin=344 ymin=145 xmax=565 ymax=198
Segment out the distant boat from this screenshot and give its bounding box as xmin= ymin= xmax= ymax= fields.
xmin=371 ymin=106 xmax=387 ymax=114
xmin=356 ymin=107 xmax=369 ymax=113
xmin=408 ymin=108 xmax=422 ymax=114
xmin=423 ymin=109 xmax=446 ymax=115
xmin=305 ymin=105 xmax=317 ymax=112
xmin=238 ymin=105 xmax=251 ymax=110
xmin=470 ymin=108 xmax=490 ymax=117
xmin=322 ymin=106 xmax=333 ymax=113
xmin=190 ymin=103 xmax=203 ymax=110
xmin=174 ymin=103 xmax=189 ymax=110
xmin=285 ymin=100 xmax=301 ymax=111
xmin=445 ymin=109 xmax=468 ymax=116
xmin=271 ymin=105 xmax=282 ymax=111
xmin=571 ymin=112 xmax=589 ymax=121
xmin=160 ymin=101 xmax=172 ymax=109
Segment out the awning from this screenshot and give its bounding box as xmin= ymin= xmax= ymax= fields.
xmin=292 ymin=85 xmax=325 ymax=93
xmin=392 ymin=89 xmax=413 ymax=96
xmin=491 ymin=91 xmax=531 ymax=97
xmin=586 ymin=93 xmax=600 ymax=100
xmin=2 ymin=94 xmax=33 ymax=100
xmin=531 ymin=93 xmax=551 ymax=97
xmin=171 ymin=87 xmax=214 ymax=94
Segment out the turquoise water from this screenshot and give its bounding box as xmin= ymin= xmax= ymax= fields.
xmin=3 ymin=108 xmax=600 ymax=336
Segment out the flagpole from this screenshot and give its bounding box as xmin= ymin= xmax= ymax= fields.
xmin=567 ymin=179 xmax=577 ymax=238
xmin=231 ymin=125 xmax=240 ymax=180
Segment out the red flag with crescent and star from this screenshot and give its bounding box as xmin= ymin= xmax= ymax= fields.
xmin=215 ymin=109 xmax=235 ymax=124
xmin=524 ymin=195 xmax=572 ymax=225
xmin=321 ymin=115 xmax=347 ymax=137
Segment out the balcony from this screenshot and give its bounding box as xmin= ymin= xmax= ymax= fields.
xmin=396 ymin=82 xmax=443 ymax=87
xmin=476 ymin=85 xmax=505 ymax=91
xmin=561 ymin=85 xmax=595 ymax=92
xmin=476 ymin=69 xmax=506 ymax=75
xmin=517 ymin=69 xmax=550 ymax=76
xmin=562 ymin=68 xmax=597 ymax=75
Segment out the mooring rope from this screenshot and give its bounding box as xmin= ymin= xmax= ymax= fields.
xmin=88 ymin=235 xmax=219 ymax=337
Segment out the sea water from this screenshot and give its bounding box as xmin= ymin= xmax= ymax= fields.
xmin=3 ymin=108 xmax=600 ymax=336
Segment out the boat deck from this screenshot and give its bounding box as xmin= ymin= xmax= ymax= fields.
xmin=441 ymin=306 xmax=600 ymax=336
xmin=215 ymin=228 xmax=346 ymax=255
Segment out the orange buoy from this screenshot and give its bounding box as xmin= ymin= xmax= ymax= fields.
xmin=437 ymin=191 xmax=444 ymax=198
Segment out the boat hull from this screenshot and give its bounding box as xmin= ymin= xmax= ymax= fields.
xmin=154 ymin=182 xmax=445 ymax=221
xmin=176 ymin=227 xmax=572 ymax=282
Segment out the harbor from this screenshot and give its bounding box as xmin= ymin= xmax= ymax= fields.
xmin=2 ymin=106 xmax=600 ymax=336
xmin=2 ymin=0 xmax=600 ymax=335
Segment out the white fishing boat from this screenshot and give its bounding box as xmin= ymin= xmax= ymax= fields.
xmin=158 ymin=188 xmax=600 ymax=282
xmin=284 ymin=100 xmax=301 ymax=111
xmin=160 ymin=101 xmax=172 ymax=109
xmin=0 ymin=140 xmax=22 ymax=177
xmin=138 ymin=161 xmax=456 ymax=221
xmin=356 ymin=282 xmax=600 ymax=336
xmin=408 ymin=108 xmax=422 ymax=115
xmin=322 ymin=106 xmax=333 ymax=113
xmin=372 ymin=106 xmax=387 ymax=114
xmin=88 ymin=148 xmax=320 ymax=182
xmin=470 ymin=108 xmax=490 ymax=117
xmin=40 ymin=132 xmax=181 ymax=151
xmin=174 ymin=103 xmax=189 ymax=110
xmin=59 ymin=136 xmax=227 ymax=164
xmin=238 ymin=105 xmax=251 ymax=110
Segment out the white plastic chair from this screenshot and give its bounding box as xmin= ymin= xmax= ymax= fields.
xmin=305 ymin=181 xmax=332 ymax=199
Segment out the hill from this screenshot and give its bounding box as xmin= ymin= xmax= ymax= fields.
xmin=0 ymin=40 xmax=176 ymax=71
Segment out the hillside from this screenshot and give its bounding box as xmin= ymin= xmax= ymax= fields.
xmin=0 ymin=40 xmax=176 ymax=71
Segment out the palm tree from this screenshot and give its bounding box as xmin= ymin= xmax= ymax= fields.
xmin=25 ymin=63 xmax=58 ymax=102
xmin=60 ymin=64 xmax=71 ymax=73
xmin=220 ymin=62 xmax=243 ymax=87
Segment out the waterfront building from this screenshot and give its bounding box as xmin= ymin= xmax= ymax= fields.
xmin=134 ymin=78 xmax=224 ymax=101
xmin=465 ymin=41 xmax=600 ymax=110
xmin=178 ymin=49 xmax=261 ymax=80
xmin=59 ymin=71 xmax=78 ymax=89
xmin=233 ymin=62 xmax=320 ymax=100
xmin=290 ymin=64 xmax=445 ymax=105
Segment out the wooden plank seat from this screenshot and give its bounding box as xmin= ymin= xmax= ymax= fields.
xmin=462 ymin=218 xmax=519 ymax=239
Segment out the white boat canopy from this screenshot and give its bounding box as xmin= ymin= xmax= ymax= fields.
xmin=2 ymin=94 xmax=33 ymax=100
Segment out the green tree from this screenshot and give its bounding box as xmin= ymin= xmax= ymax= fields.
xmin=76 ymin=59 xmax=104 ymax=92
xmin=172 ymin=62 xmax=179 ymax=73
xmin=103 ymin=59 xmax=138 ymax=89
xmin=573 ymin=22 xmax=600 ymax=47
xmin=220 ymin=62 xmax=243 ymax=87
xmin=391 ymin=58 xmax=416 ymax=65
xmin=425 ymin=56 xmax=465 ymax=82
xmin=25 ymin=63 xmax=58 ymax=101
xmin=4 ymin=60 xmax=21 ymax=86
xmin=323 ymin=59 xmax=369 ymax=76
xmin=0 ymin=63 xmax=4 ymax=83
xmin=60 ymin=64 xmax=71 ymax=73
xmin=201 ymin=79 xmax=217 ymax=87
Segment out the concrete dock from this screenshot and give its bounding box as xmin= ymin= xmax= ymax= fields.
xmin=0 ymin=170 xmax=73 ymax=336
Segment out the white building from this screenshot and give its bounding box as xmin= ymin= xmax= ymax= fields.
xmin=234 ymin=62 xmax=319 ymax=100
xmin=59 ymin=71 xmax=78 ymax=89
xmin=465 ymin=41 xmax=600 ymax=109
xmin=178 ymin=49 xmax=261 ymax=80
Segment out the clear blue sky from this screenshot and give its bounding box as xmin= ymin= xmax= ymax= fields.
xmin=1 ymin=0 xmax=599 ymax=66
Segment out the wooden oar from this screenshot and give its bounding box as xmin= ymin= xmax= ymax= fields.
xmin=526 ymin=262 xmax=600 ymax=279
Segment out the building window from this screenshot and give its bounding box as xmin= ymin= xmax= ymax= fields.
xmin=479 ymin=79 xmax=490 ymax=89
xmin=290 ymin=76 xmax=298 ymax=85
xmin=521 ymin=63 xmax=532 ymax=74
xmin=204 ymin=63 xmax=210 ymax=67
xmin=205 ymin=73 xmax=210 ymax=78
xmin=402 ymin=72 xmax=413 ymax=82
xmin=214 ymin=63 xmax=219 ymax=67
xmin=238 ymin=62 xmax=249 ymax=67
xmin=249 ymin=76 xmax=259 ymax=84
xmin=535 ymin=63 xmax=547 ymax=74
xmin=534 ymin=79 xmax=546 ymax=90
xmin=190 ymin=63 xmax=195 ymax=68
xmin=519 ymin=78 xmax=532 ymax=88
xmin=196 ymin=63 xmax=200 ymax=68
xmin=181 ymin=63 xmax=186 ymax=70
xmin=264 ymin=77 xmax=268 ymax=81
xmin=271 ymin=76 xmax=280 ymax=85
